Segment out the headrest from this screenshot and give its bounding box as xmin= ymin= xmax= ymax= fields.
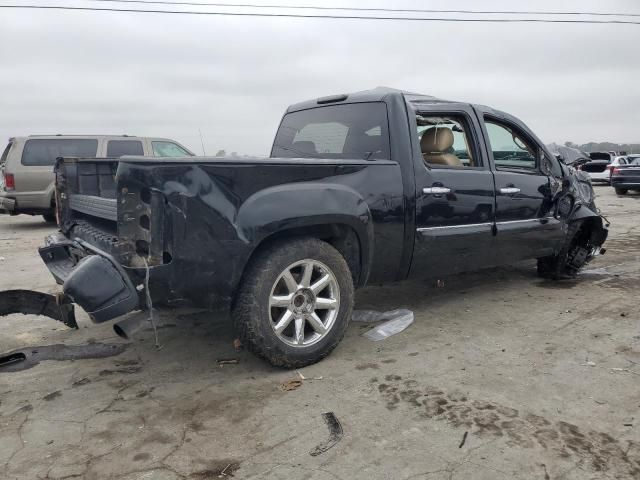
xmin=421 ymin=127 xmax=454 ymax=153
xmin=292 ymin=140 xmax=318 ymax=155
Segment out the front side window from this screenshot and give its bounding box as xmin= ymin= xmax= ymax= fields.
xmin=416 ymin=115 xmax=478 ymax=168
xmin=152 ymin=141 xmax=191 ymax=157
xmin=22 ymin=139 xmax=98 ymax=166
xmin=107 ymin=140 xmax=144 ymax=157
xmin=484 ymin=120 xmax=537 ymax=170
xmin=272 ymin=102 xmax=390 ymax=160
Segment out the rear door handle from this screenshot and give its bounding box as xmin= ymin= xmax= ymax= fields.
xmin=423 ymin=186 xmax=451 ymax=195
xmin=500 ymin=187 xmax=521 ymax=194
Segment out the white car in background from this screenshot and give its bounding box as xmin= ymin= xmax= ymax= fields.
xmin=577 ymin=152 xmax=634 ymax=184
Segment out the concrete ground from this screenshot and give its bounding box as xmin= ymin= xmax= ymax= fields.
xmin=1 ymin=187 xmax=639 ymax=480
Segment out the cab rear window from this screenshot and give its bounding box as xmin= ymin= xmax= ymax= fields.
xmin=22 ymin=139 xmax=98 ymax=166
xmin=271 ymin=102 xmax=390 ymax=160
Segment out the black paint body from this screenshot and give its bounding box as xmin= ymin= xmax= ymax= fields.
xmin=42 ymin=88 xmax=607 ymax=320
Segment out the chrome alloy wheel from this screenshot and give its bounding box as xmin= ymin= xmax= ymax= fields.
xmin=268 ymin=259 xmax=340 ymax=347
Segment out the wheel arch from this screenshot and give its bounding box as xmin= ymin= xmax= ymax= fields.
xmin=240 ymin=222 xmax=366 ymax=293
xmin=569 ymin=206 xmax=608 ymax=247
xmin=233 ymin=182 xmax=374 ymax=292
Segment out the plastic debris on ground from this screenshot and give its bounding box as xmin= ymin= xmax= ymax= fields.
xmin=352 ymin=308 xmax=414 ymax=341
xmin=280 ymin=378 xmax=303 ymax=391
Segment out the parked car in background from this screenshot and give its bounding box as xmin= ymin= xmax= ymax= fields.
xmin=577 ymin=152 xmax=612 ymax=184
xmin=611 ymin=156 xmax=640 ymax=195
xmin=607 ymin=156 xmax=633 ymax=181
xmin=0 ymin=135 xmax=194 ymax=222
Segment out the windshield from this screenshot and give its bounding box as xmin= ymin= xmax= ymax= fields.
xmin=271 ymin=102 xmax=390 ymax=160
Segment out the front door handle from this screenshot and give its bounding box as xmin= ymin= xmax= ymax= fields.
xmin=423 ymin=186 xmax=451 ymax=195
xmin=500 ymin=187 xmax=521 ymax=194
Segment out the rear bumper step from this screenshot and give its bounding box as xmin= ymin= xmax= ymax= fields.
xmin=39 ymin=233 xmax=139 ymax=323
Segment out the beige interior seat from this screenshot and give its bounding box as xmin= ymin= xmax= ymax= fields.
xmin=421 ymin=127 xmax=462 ymax=167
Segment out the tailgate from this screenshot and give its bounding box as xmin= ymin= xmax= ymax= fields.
xmin=56 ymin=158 xmax=120 ymax=252
xmin=58 ymin=158 xmax=118 ymax=218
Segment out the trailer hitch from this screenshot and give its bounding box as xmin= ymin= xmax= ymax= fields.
xmin=0 ymin=290 xmax=78 ymax=329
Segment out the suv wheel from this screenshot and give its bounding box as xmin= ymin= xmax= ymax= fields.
xmin=233 ymin=238 xmax=354 ymax=368
xmin=615 ymin=187 xmax=628 ymax=195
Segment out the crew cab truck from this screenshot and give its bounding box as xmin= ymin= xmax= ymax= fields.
xmin=39 ymin=88 xmax=608 ymax=367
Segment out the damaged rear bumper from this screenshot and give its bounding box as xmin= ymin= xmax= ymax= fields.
xmin=38 ymin=233 xmax=139 ymax=323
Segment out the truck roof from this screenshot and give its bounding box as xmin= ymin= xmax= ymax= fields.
xmin=285 ymin=86 xmax=503 ymax=114
xmin=7 ymin=135 xmax=182 ymax=143
xmin=286 ymin=87 xmax=452 ymax=112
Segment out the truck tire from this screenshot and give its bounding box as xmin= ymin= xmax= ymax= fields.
xmin=537 ymin=221 xmax=590 ymax=280
xmin=42 ymin=212 xmax=56 ymax=223
xmin=615 ymin=187 xmax=627 ymax=195
xmin=232 ymin=237 xmax=354 ymax=368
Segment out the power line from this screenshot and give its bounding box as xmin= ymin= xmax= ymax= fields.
xmin=84 ymin=0 xmax=640 ymax=18
xmin=2 ymin=4 xmax=640 ymax=24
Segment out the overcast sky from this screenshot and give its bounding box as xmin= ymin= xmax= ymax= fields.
xmin=1 ymin=0 xmax=639 ymax=155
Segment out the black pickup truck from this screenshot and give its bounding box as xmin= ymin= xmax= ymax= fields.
xmin=39 ymin=87 xmax=608 ymax=367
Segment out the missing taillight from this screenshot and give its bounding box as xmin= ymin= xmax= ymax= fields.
xmin=140 ymin=187 xmax=151 ymax=204
xmin=136 ymin=240 xmax=149 ymax=257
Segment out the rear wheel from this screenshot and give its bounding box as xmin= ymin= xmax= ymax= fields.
xmin=537 ymin=221 xmax=592 ymax=280
xmin=42 ymin=212 xmax=56 ymax=223
xmin=615 ymin=187 xmax=628 ymax=195
xmin=232 ymin=237 xmax=354 ymax=368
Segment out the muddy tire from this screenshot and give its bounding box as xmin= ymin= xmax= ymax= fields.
xmin=232 ymin=237 xmax=354 ymax=368
xmin=537 ymin=221 xmax=590 ymax=280
xmin=615 ymin=187 xmax=627 ymax=195
xmin=42 ymin=212 xmax=56 ymax=223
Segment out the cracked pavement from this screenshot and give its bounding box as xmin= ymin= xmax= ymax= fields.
xmin=1 ymin=187 xmax=639 ymax=479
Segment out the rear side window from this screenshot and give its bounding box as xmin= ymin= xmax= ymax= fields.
xmin=152 ymin=141 xmax=191 ymax=157
xmin=22 ymin=139 xmax=98 ymax=166
xmin=1 ymin=142 xmax=12 ymax=166
xmin=271 ymin=102 xmax=390 ymax=160
xmin=107 ymin=140 xmax=144 ymax=157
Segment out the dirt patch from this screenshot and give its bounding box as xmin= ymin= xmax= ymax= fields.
xmin=355 ymin=363 xmax=379 ymax=370
xmin=372 ymin=377 xmax=640 ymax=477
xmin=189 ymin=461 xmax=240 ymax=478
xmin=43 ymin=391 xmax=62 ymax=401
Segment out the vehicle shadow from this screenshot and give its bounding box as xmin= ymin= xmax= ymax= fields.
xmin=0 ymin=260 xmax=608 ymax=378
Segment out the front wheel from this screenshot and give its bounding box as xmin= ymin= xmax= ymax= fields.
xmin=537 ymin=221 xmax=592 ymax=280
xmin=232 ymin=238 xmax=354 ymax=368
xmin=615 ymin=187 xmax=628 ymax=195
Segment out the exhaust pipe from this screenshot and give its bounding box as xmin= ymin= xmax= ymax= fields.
xmin=113 ymin=311 xmax=148 ymax=340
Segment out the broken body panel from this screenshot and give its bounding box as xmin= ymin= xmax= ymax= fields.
xmin=38 ymin=88 xmax=607 ymax=326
